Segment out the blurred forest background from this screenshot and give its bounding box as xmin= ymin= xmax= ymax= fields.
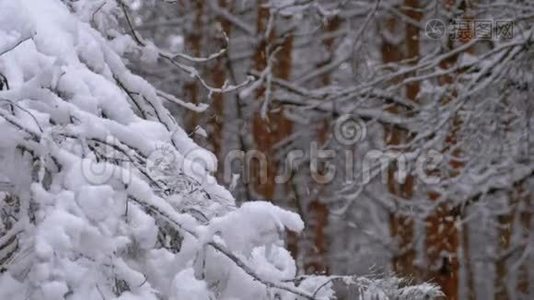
xmin=125 ymin=0 xmax=534 ymax=299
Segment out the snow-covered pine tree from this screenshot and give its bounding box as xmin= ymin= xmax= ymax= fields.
xmin=0 ymin=0 xmax=441 ymax=299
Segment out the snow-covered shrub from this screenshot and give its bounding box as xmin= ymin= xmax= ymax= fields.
xmin=0 ymin=0 xmax=441 ymax=299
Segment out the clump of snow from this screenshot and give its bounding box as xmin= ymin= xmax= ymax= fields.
xmin=140 ymin=41 xmax=159 ymax=64
xmin=171 ymin=268 xmax=211 ymax=300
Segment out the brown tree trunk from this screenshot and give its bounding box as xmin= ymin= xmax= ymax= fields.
xmin=517 ymin=191 xmax=532 ymax=296
xmin=462 ymin=220 xmax=476 ymax=300
xmin=495 ymin=182 xmax=533 ymax=299
xmin=305 ymin=199 xmax=329 ymax=274
xmin=425 ymin=104 xmax=463 ymax=299
xmin=250 ymin=2 xmax=293 ymax=199
xmin=301 ymin=16 xmax=343 ymax=275
xmin=209 ymin=0 xmax=233 ymax=179
xmin=183 ymin=0 xmax=205 ymax=133
xmin=383 ymin=0 xmax=421 ymax=280
xmin=424 ymin=2 xmax=475 ymax=299
xmin=495 ymin=187 xmax=519 ymax=300
xmin=250 ymin=1 xmax=302 ymax=273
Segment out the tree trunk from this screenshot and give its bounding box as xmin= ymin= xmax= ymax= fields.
xmin=183 ymin=0 xmax=205 ymax=133
xmin=301 ymin=15 xmax=342 ymax=276
xmin=250 ymin=2 xmax=293 ymax=199
xmin=209 ymin=0 xmax=233 ymax=179
xmin=383 ymin=0 xmax=421 ymax=280
xmin=424 ymin=2 xmax=475 ymax=299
